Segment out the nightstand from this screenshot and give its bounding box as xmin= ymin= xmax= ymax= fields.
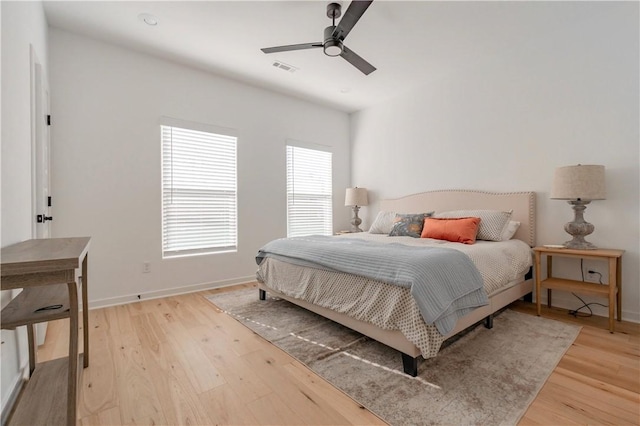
xmin=533 ymin=246 xmax=625 ymax=333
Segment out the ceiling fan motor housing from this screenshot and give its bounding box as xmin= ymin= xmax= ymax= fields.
xmin=323 ymin=26 xmax=343 ymax=56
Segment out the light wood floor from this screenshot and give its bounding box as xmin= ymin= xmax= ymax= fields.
xmin=37 ymin=283 xmax=639 ymax=425
xmin=511 ymin=301 xmax=640 ymax=425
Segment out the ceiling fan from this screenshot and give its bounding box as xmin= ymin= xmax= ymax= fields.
xmin=261 ymin=1 xmax=376 ymax=75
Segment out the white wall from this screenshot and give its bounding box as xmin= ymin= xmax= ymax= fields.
xmin=49 ymin=28 xmax=351 ymax=307
xmin=351 ymin=2 xmax=639 ymax=321
xmin=0 ymin=0 xmax=49 ymax=417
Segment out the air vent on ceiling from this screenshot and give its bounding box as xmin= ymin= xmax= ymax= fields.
xmin=272 ymin=61 xmax=298 ymax=73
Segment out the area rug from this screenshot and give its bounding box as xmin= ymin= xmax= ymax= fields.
xmin=206 ymin=289 xmax=580 ymax=425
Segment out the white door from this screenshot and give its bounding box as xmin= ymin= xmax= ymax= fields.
xmin=31 ymin=49 xmax=52 ymax=345
xmin=33 ymin=60 xmax=52 ymax=238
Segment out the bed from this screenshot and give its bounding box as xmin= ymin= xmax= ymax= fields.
xmin=256 ymin=190 xmax=536 ymax=376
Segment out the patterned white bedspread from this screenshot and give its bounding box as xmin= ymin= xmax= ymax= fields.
xmin=257 ymin=234 xmax=532 ymax=358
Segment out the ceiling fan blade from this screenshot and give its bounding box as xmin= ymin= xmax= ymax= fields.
xmin=340 ymin=46 xmax=376 ymax=75
xmin=340 ymin=45 xmax=376 ymax=75
xmin=261 ymin=43 xmax=323 ymax=54
xmin=332 ymin=0 xmax=373 ymax=41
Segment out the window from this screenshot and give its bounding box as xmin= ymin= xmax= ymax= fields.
xmin=286 ymin=144 xmax=333 ymax=237
xmin=161 ymin=122 xmax=237 ymax=257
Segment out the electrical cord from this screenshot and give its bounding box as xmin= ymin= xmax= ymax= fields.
xmin=569 ymin=292 xmax=608 ymax=317
xmin=569 ymin=259 xmax=608 ymax=318
xmin=589 ymin=270 xmax=603 ymax=284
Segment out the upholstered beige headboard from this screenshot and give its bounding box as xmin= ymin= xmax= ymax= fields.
xmin=379 ymin=190 xmax=536 ymax=246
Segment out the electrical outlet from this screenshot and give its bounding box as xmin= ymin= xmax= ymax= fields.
xmin=143 ymin=262 xmax=151 ymax=273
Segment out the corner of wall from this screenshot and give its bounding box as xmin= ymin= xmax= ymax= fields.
xmin=1 ymin=0 xmax=50 ymax=418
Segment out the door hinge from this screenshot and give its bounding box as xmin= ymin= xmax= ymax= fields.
xmin=47 ymin=196 xmax=52 ymax=207
xmin=46 ymin=115 xmax=51 ymax=126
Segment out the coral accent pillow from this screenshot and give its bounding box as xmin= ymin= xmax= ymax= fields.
xmin=420 ymin=217 xmax=481 ymax=244
xmin=434 ymin=209 xmax=512 ymax=241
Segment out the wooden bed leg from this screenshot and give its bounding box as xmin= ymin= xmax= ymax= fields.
xmin=259 ymin=289 xmax=266 ymax=300
xmin=484 ymin=314 xmax=494 ymax=329
xmin=401 ymin=353 xmax=418 ymax=377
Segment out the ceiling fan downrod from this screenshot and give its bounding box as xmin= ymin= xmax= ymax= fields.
xmin=324 ymin=2 xmax=343 ymax=56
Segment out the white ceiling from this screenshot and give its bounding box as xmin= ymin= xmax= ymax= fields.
xmin=43 ymin=1 xmax=591 ymax=113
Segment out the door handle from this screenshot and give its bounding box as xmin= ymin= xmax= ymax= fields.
xmin=36 ymin=214 xmax=53 ymax=223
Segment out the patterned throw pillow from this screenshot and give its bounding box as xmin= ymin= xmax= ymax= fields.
xmin=388 ymin=213 xmax=433 ymax=238
xmin=434 ymin=209 xmax=513 ymax=241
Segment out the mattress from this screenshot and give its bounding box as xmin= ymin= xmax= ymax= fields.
xmin=257 ymin=234 xmax=533 ymax=358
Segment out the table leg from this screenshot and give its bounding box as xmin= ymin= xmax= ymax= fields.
xmin=82 ymin=254 xmax=89 ymax=368
xmin=535 ymin=251 xmax=542 ymax=316
xmin=616 ymin=257 xmax=622 ymax=322
xmin=67 ymin=281 xmax=79 ymax=425
xmin=26 ymin=324 xmax=37 ymax=375
xmin=546 ymin=256 xmax=553 ymax=308
xmin=608 ymin=258 xmax=616 ymax=333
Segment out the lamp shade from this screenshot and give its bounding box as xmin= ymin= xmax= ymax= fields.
xmin=345 ymin=187 xmax=368 ymax=206
xmin=550 ymin=165 xmax=606 ymax=200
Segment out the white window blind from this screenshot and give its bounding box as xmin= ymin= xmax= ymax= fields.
xmin=162 ymin=124 xmax=237 ymax=257
xmin=286 ymin=145 xmax=333 ymax=237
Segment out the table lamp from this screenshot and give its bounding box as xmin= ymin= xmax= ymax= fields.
xmin=550 ymin=164 xmax=606 ymax=249
xmin=345 ymin=187 xmax=368 ymax=232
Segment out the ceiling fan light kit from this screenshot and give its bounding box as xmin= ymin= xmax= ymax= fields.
xmin=261 ymin=1 xmax=376 ymax=75
xmin=323 ymin=34 xmax=343 ymax=57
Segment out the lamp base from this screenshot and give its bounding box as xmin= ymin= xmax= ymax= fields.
xmin=563 ymin=236 xmax=598 ymax=250
xmin=563 ymin=200 xmax=598 ymax=250
xmin=350 ymin=206 xmax=364 ymax=232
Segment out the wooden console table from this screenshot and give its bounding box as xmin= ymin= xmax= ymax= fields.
xmin=1 ymin=237 xmax=91 ymax=425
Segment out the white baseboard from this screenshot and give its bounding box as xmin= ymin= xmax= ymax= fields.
xmin=623 ymin=311 xmax=640 ymax=323
xmin=88 ymin=275 xmax=255 ymax=310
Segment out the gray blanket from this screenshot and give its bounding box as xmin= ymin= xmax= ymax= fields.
xmin=256 ymin=235 xmax=488 ymax=335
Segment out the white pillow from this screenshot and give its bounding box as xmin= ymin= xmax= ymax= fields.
xmin=434 ymin=209 xmax=513 ymax=241
xmin=500 ymin=220 xmax=521 ymax=241
xmin=368 ymin=211 xmax=396 ymax=234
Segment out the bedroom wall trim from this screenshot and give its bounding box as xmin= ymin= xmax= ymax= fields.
xmin=88 ymin=275 xmax=256 ymax=310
